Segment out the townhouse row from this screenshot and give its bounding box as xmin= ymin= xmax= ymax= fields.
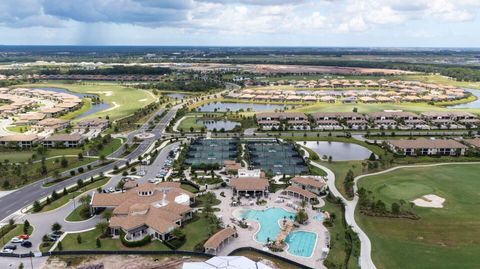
xmin=255 ymin=111 xmax=479 ymax=130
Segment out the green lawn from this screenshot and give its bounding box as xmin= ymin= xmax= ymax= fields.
xmin=19 ymin=82 xmax=158 ymax=121
xmin=357 ymin=164 xmax=480 ymax=269
xmin=6 ymin=126 xmax=30 ymax=133
xmin=0 ymin=147 xmax=83 ymax=163
xmin=65 ymin=205 xmax=92 ymax=222
xmin=177 ymin=116 xmax=204 ymax=131
xmin=323 ymin=199 xmax=360 ymax=269
xmin=37 ymin=177 xmax=110 ymax=213
xmin=58 ymin=227 xmax=169 ymax=251
xmin=59 ymin=215 xmax=213 ymax=251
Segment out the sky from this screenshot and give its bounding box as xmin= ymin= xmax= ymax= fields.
xmin=1 ymin=0 xmax=480 ymax=47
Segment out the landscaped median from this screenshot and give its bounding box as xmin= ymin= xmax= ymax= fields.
xmin=29 ymin=176 xmax=111 ymax=214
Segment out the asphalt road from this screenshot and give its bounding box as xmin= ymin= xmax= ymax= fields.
xmin=0 ymin=108 xmax=177 ymax=223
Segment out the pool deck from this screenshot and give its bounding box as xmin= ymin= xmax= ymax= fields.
xmin=211 ymin=188 xmax=328 ymax=269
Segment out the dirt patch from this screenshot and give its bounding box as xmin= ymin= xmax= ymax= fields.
xmin=43 ymin=255 xmax=207 ymax=269
xmin=412 ymin=194 xmax=445 ymax=208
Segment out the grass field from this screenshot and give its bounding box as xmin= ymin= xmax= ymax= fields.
xmin=357 ymin=164 xmax=480 ymax=269
xmin=19 ymin=82 xmax=157 ymax=121
xmin=6 ymin=125 xmax=30 ymax=133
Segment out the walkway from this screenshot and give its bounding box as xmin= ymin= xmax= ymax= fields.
xmin=310 ymin=161 xmax=376 ymax=269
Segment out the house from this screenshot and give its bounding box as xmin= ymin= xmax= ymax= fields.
xmin=43 ymin=134 xmax=84 ymax=148
xmin=464 ymin=138 xmax=480 ymax=149
xmin=35 ymin=118 xmax=70 ymax=131
xmin=90 ymin=182 xmax=195 ymax=241
xmin=230 ymin=177 xmax=269 ymax=197
xmin=38 ymin=107 xmax=65 ymax=118
xmin=224 ymin=160 xmax=242 ymax=174
xmin=0 ymin=134 xmax=39 ymax=148
xmin=282 ymin=186 xmax=317 ymax=203
xmin=290 ymin=176 xmax=327 ymax=195
xmin=255 ymin=112 xmax=308 ymax=130
xmin=421 ymin=111 xmax=478 ymax=121
xmin=367 ymin=112 xmax=419 ymax=121
xmin=387 ymin=139 xmax=467 ymax=156
xmin=76 ymin=118 xmax=109 ymax=130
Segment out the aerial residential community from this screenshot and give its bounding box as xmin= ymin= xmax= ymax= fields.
xmin=0 ymin=1 xmax=480 ymax=269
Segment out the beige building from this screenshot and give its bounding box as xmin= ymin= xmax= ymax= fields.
xmin=387 ymin=139 xmax=467 ymax=156
xmin=90 ymin=182 xmax=195 ymax=241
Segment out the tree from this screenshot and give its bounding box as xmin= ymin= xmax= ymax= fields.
xmin=96 ymin=237 xmax=101 ymax=248
xmin=23 ymin=220 xmax=30 ymax=234
xmin=368 ymin=153 xmax=376 ymax=161
xmin=77 ymin=234 xmax=82 ymax=244
xmin=18 ymin=262 xmax=24 ymax=269
xmin=32 ymin=200 xmax=41 ymax=212
xmin=96 ymin=221 xmax=109 ymax=236
xmin=57 ymin=241 xmax=63 ymax=250
xmin=102 ymin=210 xmax=113 ymax=221
xmin=51 ymin=222 xmax=62 ymax=232
xmin=391 ymin=202 xmax=401 ymax=215
xmin=295 ymin=209 xmax=309 ymax=225
xmin=77 ymin=152 xmax=84 ymax=161
xmin=60 ymin=156 xmax=68 ymax=168
xmin=171 ymin=228 xmax=186 ymax=241
xmin=79 ymin=194 xmax=92 ymax=207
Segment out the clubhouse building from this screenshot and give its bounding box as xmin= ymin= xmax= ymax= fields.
xmin=90 ymin=182 xmax=195 ymax=241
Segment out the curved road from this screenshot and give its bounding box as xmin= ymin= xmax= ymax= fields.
xmin=310 ymin=161 xmax=377 ymax=269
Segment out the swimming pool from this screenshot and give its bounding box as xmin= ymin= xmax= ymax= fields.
xmin=285 ymin=231 xmax=317 ymax=257
xmin=241 ymin=208 xmax=295 ymax=243
xmin=314 ymin=214 xmax=325 ymax=222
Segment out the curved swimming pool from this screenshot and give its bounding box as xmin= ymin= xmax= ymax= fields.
xmin=241 ymin=207 xmax=317 ymax=257
xmin=241 ymin=207 xmax=295 ymax=243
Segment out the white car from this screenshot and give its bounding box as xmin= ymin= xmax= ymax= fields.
xmin=136 ymin=171 xmax=146 ymax=176
xmin=0 ymin=248 xmax=13 ymax=253
xmin=10 ymin=237 xmax=23 ymax=243
xmin=148 ymin=178 xmax=158 ymax=183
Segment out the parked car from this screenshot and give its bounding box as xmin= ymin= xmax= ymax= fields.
xmin=4 ymin=244 xmax=17 ymax=250
xmin=21 ymin=241 xmax=32 ymax=248
xmin=18 ymin=234 xmax=30 ymax=240
xmin=0 ymin=248 xmax=14 ymax=253
xmin=10 ymin=237 xmax=23 ymax=243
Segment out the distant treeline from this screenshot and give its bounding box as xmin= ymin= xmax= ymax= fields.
xmin=139 ymin=80 xmax=223 ymax=92
xmin=39 ymin=66 xmax=172 ymax=76
xmin=202 ymin=58 xmax=480 ymax=82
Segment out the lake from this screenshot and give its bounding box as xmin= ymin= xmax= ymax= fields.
xmin=33 ymin=87 xmax=111 ymax=119
xmin=198 ymin=119 xmax=240 ymax=131
xmin=447 ymin=89 xmax=480 ymax=109
xmin=301 ymin=141 xmax=373 ymax=161
xmin=196 ymin=102 xmax=290 ymax=112
xmin=166 ymin=93 xmax=188 ymax=100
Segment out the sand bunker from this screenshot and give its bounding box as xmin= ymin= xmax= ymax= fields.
xmin=138 ymin=98 xmax=148 ymax=102
xmin=102 ymin=91 xmax=113 ymax=97
xmin=412 ymin=194 xmax=445 ymax=208
xmin=104 ymin=101 xmax=120 ymax=112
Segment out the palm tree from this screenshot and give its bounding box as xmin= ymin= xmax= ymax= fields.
xmin=102 ymin=210 xmax=113 ymax=221
xmin=96 ymin=221 xmax=109 ymax=237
